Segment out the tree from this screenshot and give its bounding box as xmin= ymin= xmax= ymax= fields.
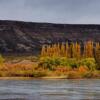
xmin=65 ymin=42 xmax=69 ymax=58
xmin=41 ymin=41 xmax=95 ymax=59
xmin=76 ymin=43 xmax=81 ymax=59
xmin=68 ymin=43 xmax=73 ymax=58
xmin=41 ymin=45 xmax=47 ymax=57
xmin=95 ymin=42 xmax=100 ymax=51
xmin=57 ymin=43 xmax=61 ymax=57
xmin=60 ymin=43 xmax=66 ymax=57
xmin=94 ymin=46 xmax=100 ymax=70
xmin=0 ymin=54 xmax=4 ymax=66
xmin=83 ymin=41 xmax=94 ymax=58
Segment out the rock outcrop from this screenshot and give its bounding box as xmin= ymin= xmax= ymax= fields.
xmin=0 ymin=20 xmax=100 ymax=54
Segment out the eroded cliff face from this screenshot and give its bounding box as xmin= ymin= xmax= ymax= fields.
xmin=0 ymin=20 xmax=100 ymax=54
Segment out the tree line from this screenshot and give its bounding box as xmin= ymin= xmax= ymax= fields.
xmin=41 ymin=41 xmax=100 ymax=59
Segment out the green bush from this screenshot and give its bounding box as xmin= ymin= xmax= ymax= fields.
xmin=38 ymin=57 xmax=56 ymax=70
xmin=39 ymin=57 xmax=97 ymax=71
xmin=78 ymin=58 xmax=96 ymax=71
xmin=65 ymin=59 xmax=78 ymax=68
xmin=39 ymin=57 xmax=79 ymax=70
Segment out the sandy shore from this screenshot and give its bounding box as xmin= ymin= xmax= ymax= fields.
xmin=0 ymin=76 xmax=68 ymax=80
xmin=0 ymin=76 xmax=99 ymax=80
xmin=41 ymin=76 xmax=67 ymax=79
xmin=0 ymin=77 xmax=34 ymax=80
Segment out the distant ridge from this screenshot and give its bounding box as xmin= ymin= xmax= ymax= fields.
xmin=0 ymin=20 xmax=100 ymax=54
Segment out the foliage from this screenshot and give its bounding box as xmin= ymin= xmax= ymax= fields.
xmin=38 ymin=57 xmax=61 ymax=70
xmin=81 ymin=71 xmax=94 ymax=78
xmin=38 ymin=57 xmax=96 ymax=71
xmin=41 ymin=41 xmax=96 ymax=58
xmin=0 ymin=54 xmax=4 ymax=66
xmin=78 ymin=58 xmax=96 ymax=71
xmin=67 ymin=71 xmax=81 ymax=79
xmin=94 ymin=47 xmax=100 ymax=70
xmin=0 ymin=40 xmax=100 ymax=78
xmin=0 ymin=55 xmax=99 ymax=78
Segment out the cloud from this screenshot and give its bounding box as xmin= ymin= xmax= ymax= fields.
xmin=0 ymin=0 xmax=100 ymax=24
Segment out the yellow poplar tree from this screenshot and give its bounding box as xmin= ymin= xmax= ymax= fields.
xmin=41 ymin=45 xmax=47 ymax=57
xmin=65 ymin=42 xmax=69 ymax=58
xmin=83 ymin=41 xmax=94 ymax=58
xmin=76 ymin=43 xmax=81 ymax=59
xmin=60 ymin=43 xmax=66 ymax=57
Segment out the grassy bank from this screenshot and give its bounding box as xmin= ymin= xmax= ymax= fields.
xmin=0 ymin=56 xmax=99 ymax=79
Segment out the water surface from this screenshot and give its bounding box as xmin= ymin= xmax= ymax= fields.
xmin=0 ymin=79 xmax=99 ymax=100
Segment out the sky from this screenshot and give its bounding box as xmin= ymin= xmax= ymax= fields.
xmin=0 ymin=0 xmax=100 ymax=24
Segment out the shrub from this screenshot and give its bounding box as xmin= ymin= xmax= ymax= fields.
xmin=66 ymin=59 xmax=78 ymax=69
xmin=38 ymin=57 xmax=54 ymax=70
xmin=39 ymin=57 xmax=79 ymax=70
xmin=38 ymin=57 xmax=97 ymax=70
xmin=33 ymin=71 xmax=47 ymax=77
xmin=67 ymin=71 xmax=81 ymax=79
xmin=78 ymin=66 xmax=89 ymax=73
xmin=78 ymin=58 xmax=96 ymax=71
xmin=81 ymin=71 xmax=94 ymax=78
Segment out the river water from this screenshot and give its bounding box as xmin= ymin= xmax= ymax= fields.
xmin=0 ymin=79 xmax=99 ymax=100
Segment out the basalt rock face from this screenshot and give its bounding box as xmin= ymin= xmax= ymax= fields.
xmin=0 ymin=20 xmax=100 ymax=54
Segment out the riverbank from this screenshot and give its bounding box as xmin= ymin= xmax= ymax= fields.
xmin=0 ymin=76 xmax=67 ymax=80
xmin=0 ymin=56 xmax=99 ymax=79
xmin=0 ymin=75 xmax=100 ymax=80
xmin=0 ymin=70 xmax=100 ymax=80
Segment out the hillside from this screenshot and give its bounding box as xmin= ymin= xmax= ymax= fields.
xmin=0 ymin=20 xmax=100 ymax=54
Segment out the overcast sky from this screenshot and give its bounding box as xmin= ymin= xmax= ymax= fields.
xmin=0 ymin=0 xmax=100 ymax=24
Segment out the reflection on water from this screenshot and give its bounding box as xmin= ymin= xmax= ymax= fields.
xmin=0 ymin=79 xmax=99 ymax=100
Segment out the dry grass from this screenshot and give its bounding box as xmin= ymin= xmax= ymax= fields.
xmin=0 ymin=58 xmax=99 ymax=79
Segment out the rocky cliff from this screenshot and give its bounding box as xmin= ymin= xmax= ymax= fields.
xmin=0 ymin=20 xmax=100 ymax=54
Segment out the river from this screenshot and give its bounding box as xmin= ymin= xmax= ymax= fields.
xmin=0 ymin=79 xmax=99 ymax=100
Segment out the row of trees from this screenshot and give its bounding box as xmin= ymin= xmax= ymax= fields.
xmin=41 ymin=41 xmax=100 ymax=59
